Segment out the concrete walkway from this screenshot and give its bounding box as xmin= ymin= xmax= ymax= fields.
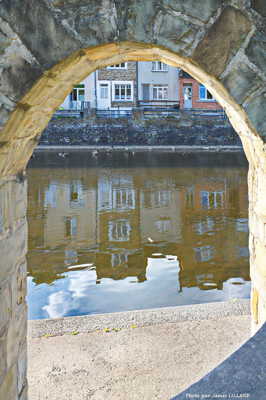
xmin=28 ymin=301 xmax=251 ymax=400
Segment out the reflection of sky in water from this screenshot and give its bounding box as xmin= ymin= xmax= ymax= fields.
xmin=27 ymin=258 xmax=250 ymax=320
xmin=27 ymin=153 xmax=250 ymax=320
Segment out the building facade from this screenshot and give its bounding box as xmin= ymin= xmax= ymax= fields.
xmin=137 ymin=61 xmax=179 ymax=107
xmin=178 ymin=70 xmax=222 ymax=110
xmin=60 ymin=61 xmax=180 ymax=111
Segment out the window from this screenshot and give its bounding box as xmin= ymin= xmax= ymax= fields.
xmin=200 ymin=191 xmax=224 ymax=209
xmin=107 ymin=63 xmax=127 ymax=69
xmin=153 ymin=85 xmax=168 ymax=100
xmin=194 ymin=217 xmax=214 ymax=235
xmin=236 ymin=218 xmax=249 ymax=233
xmin=199 ymin=84 xmax=214 ymax=101
xmin=108 ymin=219 xmax=131 ymax=242
xmin=64 ymin=249 xmax=78 ymax=266
xmin=186 ymin=187 xmax=194 ymax=208
xmin=113 ymin=83 xmax=133 ymax=101
xmin=69 ymin=181 xmax=84 ymax=208
xmin=153 ymin=190 xmax=171 ymax=207
xmin=111 ymin=252 xmax=128 ymax=267
xmin=194 ymin=245 xmax=214 ymax=262
xmin=65 ymin=216 xmax=77 ymax=237
xmin=71 ymin=84 xmax=85 ymax=101
xmin=155 ymin=219 xmax=171 ymax=233
xmin=113 ymin=188 xmax=135 ymax=210
xmin=100 ymin=84 xmax=108 ymax=99
xmin=152 ymin=61 xmax=168 ymax=72
xmin=44 ymin=183 xmax=57 ymax=208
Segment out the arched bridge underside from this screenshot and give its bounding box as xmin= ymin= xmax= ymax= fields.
xmin=0 ymin=1 xmax=266 ymax=399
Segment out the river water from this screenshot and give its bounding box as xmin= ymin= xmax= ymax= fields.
xmin=27 ymin=151 xmax=250 ymax=320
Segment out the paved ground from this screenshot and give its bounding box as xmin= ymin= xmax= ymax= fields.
xmin=28 ymin=301 xmax=251 ymax=400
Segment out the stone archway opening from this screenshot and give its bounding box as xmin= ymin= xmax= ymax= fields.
xmin=2 ymin=42 xmax=265 ymax=324
xmin=1 ymin=41 xmax=265 ymax=400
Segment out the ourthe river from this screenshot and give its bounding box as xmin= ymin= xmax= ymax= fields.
xmin=27 ymin=151 xmax=250 ymax=319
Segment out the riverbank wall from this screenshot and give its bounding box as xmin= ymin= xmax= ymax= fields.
xmin=39 ymin=113 xmax=241 ymax=147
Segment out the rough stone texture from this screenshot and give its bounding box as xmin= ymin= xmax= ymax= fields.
xmin=222 ymin=61 xmax=263 ymax=104
xmin=244 ymin=91 xmax=266 ymax=139
xmin=40 ymin=115 xmax=240 ymax=146
xmin=246 ymin=33 xmax=266 ymax=73
xmin=251 ymin=0 xmax=266 ymax=17
xmin=0 ymin=177 xmax=28 ymax=400
xmin=193 ymin=7 xmax=252 ymax=77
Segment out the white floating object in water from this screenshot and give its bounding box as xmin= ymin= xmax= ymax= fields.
xmin=166 ymin=255 xmax=177 ymax=261
xmin=152 ymin=253 xmax=164 ymax=257
xmin=68 ymin=263 xmax=94 ymax=270
xmin=203 ymin=282 xmax=217 ymax=287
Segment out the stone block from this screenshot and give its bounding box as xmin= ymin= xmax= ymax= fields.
xmin=0 ymin=330 xmax=7 ymax=386
xmin=251 ymin=0 xmax=266 ymax=17
xmin=222 ymin=62 xmax=263 ymax=104
xmin=246 ymin=33 xmax=266 ymax=74
xmin=0 ymin=178 xmax=27 ymax=235
xmin=17 ymin=343 xmax=27 ymax=395
xmin=193 ymin=6 xmax=253 ymax=77
xmin=245 ymin=92 xmax=266 ymax=139
xmin=6 ymin=304 xmax=27 ymax=370
xmin=0 ymin=283 xmax=11 ymax=332
xmin=163 ymin=0 xmax=221 ymax=22
xmin=19 ymin=384 xmax=27 ymax=400
xmin=16 ymin=261 xmax=27 ymax=306
xmin=0 ymin=221 xmax=28 ymax=282
xmin=158 ymin=13 xmax=198 ymax=55
xmin=0 ymin=365 xmax=17 ymax=400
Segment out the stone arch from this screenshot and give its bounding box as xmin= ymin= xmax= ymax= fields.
xmin=0 ymin=2 xmax=266 ymax=399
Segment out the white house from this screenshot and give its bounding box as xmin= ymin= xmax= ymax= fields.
xmin=59 ymin=61 xmax=179 ymax=111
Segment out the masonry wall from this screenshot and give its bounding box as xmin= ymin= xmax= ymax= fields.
xmin=0 ymin=177 xmax=28 ymax=400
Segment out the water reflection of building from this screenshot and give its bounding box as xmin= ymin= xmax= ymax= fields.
xmin=178 ymin=172 xmax=249 ymax=290
xmin=95 ymin=172 xmax=145 ymax=281
xmin=139 ymin=176 xmax=182 ymax=244
xmin=44 ymin=179 xmax=97 ymax=249
xmin=27 ymin=165 xmax=250 ymax=294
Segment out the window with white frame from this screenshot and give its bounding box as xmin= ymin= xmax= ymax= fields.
xmin=194 ymin=217 xmax=214 ymax=235
xmin=199 ymin=84 xmax=215 ymax=101
xmin=108 ymin=219 xmax=131 ymax=242
xmin=194 ymin=245 xmax=214 ymax=262
xmin=155 ymin=219 xmax=171 ymax=233
xmin=153 ymin=190 xmax=171 ymax=207
xmin=152 ymin=85 xmax=168 ymax=100
xmin=44 ymin=183 xmax=57 ymax=208
xmin=70 ymin=84 xmax=85 ymax=101
xmin=100 ymin=84 xmax=108 ymax=99
xmin=113 ymin=82 xmax=133 ymax=101
xmin=152 ymin=61 xmax=168 ymax=72
xmin=107 ymin=63 xmax=127 ymax=69
xmin=65 ymin=216 xmax=78 ymax=237
xmin=111 ymin=252 xmax=129 ymax=267
xmin=112 ymin=188 xmax=135 ymax=210
xmin=200 ymin=191 xmax=224 ymax=209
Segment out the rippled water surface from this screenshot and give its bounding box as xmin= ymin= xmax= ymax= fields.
xmin=27 ymin=151 xmax=250 ymax=320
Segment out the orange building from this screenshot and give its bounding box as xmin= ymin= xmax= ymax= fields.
xmin=179 ymin=70 xmax=223 ymax=110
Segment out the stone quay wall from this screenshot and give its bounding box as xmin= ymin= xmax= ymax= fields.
xmin=0 ymin=177 xmax=28 ymax=400
xmin=40 ymin=114 xmax=240 ymax=147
